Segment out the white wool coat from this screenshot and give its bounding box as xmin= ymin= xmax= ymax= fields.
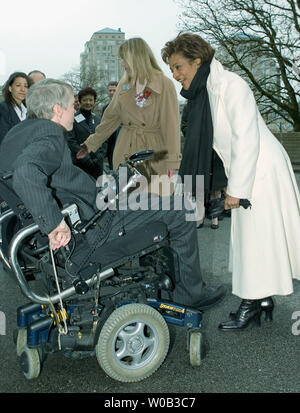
xmin=207 ymin=58 xmax=300 ymax=299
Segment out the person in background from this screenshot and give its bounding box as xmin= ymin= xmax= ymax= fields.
xmin=162 ymin=32 xmax=300 ymax=331
xmin=28 ymin=70 xmax=46 ymax=85
xmin=77 ymin=37 xmax=182 ymax=194
xmin=0 ymin=72 xmax=30 ymax=144
xmin=101 ymin=81 xmax=120 ymax=170
xmin=66 ymin=87 xmax=107 ymax=179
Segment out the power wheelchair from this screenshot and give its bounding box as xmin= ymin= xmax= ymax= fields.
xmin=0 ymin=150 xmax=206 ymax=383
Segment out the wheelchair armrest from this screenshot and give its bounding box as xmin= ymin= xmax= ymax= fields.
xmin=0 ymin=203 xmax=81 ymax=270
xmin=7 ymin=204 xmax=114 ymax=305
xmin=0 ymin=208 xmax=16 ymax=270
xmin=1 ymin=171 xmax=13 ymax=180
xmin=62 ymin=203 xmax=82 ymax=229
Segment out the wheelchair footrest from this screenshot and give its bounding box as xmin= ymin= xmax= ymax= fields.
xmin=146 ymin=298 xmax=203 ymax=329
xmin=27 ymin=317 xmax=54 ymax=348
xmin=17 ymin=303 xmax=43 ymax=328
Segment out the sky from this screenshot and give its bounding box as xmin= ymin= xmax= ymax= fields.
xmin=0 ymin=0 xmax=185 ymax=98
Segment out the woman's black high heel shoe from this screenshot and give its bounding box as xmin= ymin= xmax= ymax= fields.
xmin=260 ymin=297 xmax=274 ymax=321
xmin=229 ymin=296 xmax=274 ymax=322
xmin=218 ymin=299 xmax=261 ymax=331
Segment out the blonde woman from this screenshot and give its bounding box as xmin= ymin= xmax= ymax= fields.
xmin=77 ymin=37 xmax=182 ymax=187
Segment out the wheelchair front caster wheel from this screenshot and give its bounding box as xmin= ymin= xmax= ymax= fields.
xmin=19 ymin=345 xmax=41 ymax=379
xmin=189 ymin=331 xmax=205 ymax=367
xmin=16 ymin=328 xmax=27 ymax=357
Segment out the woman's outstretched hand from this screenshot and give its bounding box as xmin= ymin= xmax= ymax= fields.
xmin=224 ymin=194 xmax=240 ymax=210
xmin=167 ymin=169 xmax=177 ymax=178
xmin=76 ymin=143 xmax=89 ymax=159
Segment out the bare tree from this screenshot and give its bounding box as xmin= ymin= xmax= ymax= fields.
xmin=60 ymin=66 xmax=82 ymax=94
xmin=60 ymin=65 xmax=109 ymax=116
xmin=177 ymin=0 xmax=300 ymax=131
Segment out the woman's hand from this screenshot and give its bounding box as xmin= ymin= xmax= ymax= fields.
xmin=76 ymin=143 xmax=89 ymax=159
xmin=224 ymin=194 xmax=240 ymax=210
xmin=167 ymin=169 xmax=177 ymax=178
xmin=48 ymin=220 xmax=71 ymax=250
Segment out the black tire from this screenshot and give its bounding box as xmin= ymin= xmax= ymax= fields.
xmin=96 ymin=303 xmax=170 ymax=382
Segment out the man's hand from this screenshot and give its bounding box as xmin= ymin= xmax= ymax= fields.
xmin=76 ymin=143 xmax=89 ymax=159
xmin=224 ymin=194 xmax=240 ymax=210
xmin=48 ymin=220 xmax=71 ymax=250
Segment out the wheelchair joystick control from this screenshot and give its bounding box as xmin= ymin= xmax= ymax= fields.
xmin=73 ymin=279 xmax=89 ymax=295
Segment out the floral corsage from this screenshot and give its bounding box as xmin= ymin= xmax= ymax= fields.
xmin=135 ymin=88 xmax=151 ymax=108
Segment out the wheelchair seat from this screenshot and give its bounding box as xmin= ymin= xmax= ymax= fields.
xmin=86 ymin=221 xmax=168 ymax=269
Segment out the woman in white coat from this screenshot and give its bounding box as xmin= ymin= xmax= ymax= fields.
xmin=162 ymin=33 xmax=300 ymax=331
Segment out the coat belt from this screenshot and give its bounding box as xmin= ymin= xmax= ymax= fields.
xmin=122 ymin=124 xmax=160 ymax=133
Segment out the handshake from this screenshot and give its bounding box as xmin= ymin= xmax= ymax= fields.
xmin=76 ymin=144 xmax=89 ymax=159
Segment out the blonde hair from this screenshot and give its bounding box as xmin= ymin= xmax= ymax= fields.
xmin=119 ymin=37 xmax=162 ymax=86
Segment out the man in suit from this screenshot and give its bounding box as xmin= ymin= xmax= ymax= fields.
xmin=28 ymin=70 xmax=46 ymax=85
xmin=0 ymin=78 xmax=225 ymax=310
xmin=66 ymin=87 xmax=107 ymax=179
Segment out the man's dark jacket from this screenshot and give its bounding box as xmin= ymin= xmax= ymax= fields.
xmin=0 ymin=118 xmax=98 ymax=235
xmin=66 ymin=110 xmax=107 ymax=179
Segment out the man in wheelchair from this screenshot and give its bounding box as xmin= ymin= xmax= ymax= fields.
xmin=0 ymin=79 xmax=225 ymax=381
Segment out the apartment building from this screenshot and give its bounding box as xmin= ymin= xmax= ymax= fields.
xmin=80 ymin=27 xmax=125 ymax=90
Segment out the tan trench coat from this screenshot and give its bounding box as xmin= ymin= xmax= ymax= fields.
xmin=84 ymin=72 xmax=182 ymax=187
xmin=208 ymin=58 xmax=300 ymax=299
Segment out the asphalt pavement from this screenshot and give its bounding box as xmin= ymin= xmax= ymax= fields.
xmin=0 ymin=176 xmax=300 ymax=395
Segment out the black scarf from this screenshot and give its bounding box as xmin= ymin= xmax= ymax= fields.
xmin=179 ymin=62 xmax=213 ymax=197
xmin=80 ymin=108 xmax=92 ymax=120
xmin=80 ymin=109 xmax=94 ymax=133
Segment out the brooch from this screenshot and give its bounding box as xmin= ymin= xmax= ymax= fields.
xmin=135 ymin=89 xmax=151 ymax=108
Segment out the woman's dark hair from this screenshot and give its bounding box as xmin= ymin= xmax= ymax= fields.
xmin=2 ymin=72 xmax=30 ymax=106
xmin=161 ymin=33 xmax=215 ymax=65
xmin=78 ymin=87 xmax=97 ymax=102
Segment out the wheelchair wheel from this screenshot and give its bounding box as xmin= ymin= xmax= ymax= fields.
xmin=16 ymin=328 xmax=27 ymax=357
xmin=189 ymin=330 xmax=205 ymax=367
xmin=96 ymin=303 xmax=170 ymax=383
xmin=19 ymin=345 xmax=41 ymax=380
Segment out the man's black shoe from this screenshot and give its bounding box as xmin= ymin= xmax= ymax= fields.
xmin=193 ymin=285 xmax=226 ymax=311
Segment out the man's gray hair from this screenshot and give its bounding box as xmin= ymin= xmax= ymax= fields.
xmin=26 ymin=79 xmax=73 ymax=120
